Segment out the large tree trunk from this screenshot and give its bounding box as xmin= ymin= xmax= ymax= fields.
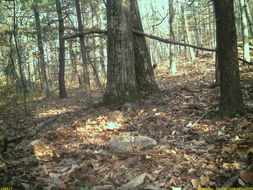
xmin=131 ymin=0 xmax=159 ymax=92
xmin=103 ymin=0 xmax=140 ymax=104
xmin=33 ymin=0 xmax=49 ymax=98
xmin=75 ymin=0 xmax=92 ymax=106
xmin=55 ymin=0 xmax=67 ymax=98
xmin=213 ymin=0 xmax=244 ymax=116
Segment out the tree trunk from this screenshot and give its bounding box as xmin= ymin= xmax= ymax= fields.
xmin=99 ymin=47 xmax=106 ymax=79
xmin=168 ymin=0 xmax=177 ymax=73
xmin=103 ymin=0 xmax=139 ymax=104
xmin=213 ymin=0 xmax=244 ymax=116
xmin=90 ymin=2 xmax=103 ymax=90
xmin=48 ymin=40 xmax=57 ymax=88
xmin=13 ymin=1 xmax=27 ymax=115
xmin=131 ymin=0 xmax=159 ymax=92
xmin=208 ymin=4 xmax=215 ymax=49
xmin=239 ymin=0 xmax=251 ymax=62
xmin=55 ymin=0 xmax=67 ymax=98
xmin=75 ymin=0 xmax=93 ymax=106
xmin=245 ymin=4 xmax=253 ymax=39
xmin=33 ymin=0 xmax=49 ymax=98
xmin=69 ymin=40 xmax=83 ymax=87
xmin=181 ymin=4 xmax=196 ymax=60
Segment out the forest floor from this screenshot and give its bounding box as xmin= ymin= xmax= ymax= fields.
xmin=1 ymin=57 xmax=253 ymax=190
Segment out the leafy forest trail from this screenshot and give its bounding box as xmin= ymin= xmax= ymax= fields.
xmin=1 ymin=58 xmax=253 ymax=189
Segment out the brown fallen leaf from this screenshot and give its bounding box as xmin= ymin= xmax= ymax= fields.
xmin=191 ymin=179 xmax=199 ymax=188
xmin=188 ymin=168 xmax=196 ymax=174
xmin=203 ymin=171 xmax=215 ymax=178
xmin=121 ymin=173 xmax=147 ymax=189
xmin=200 ymin=175 xmax=210 ymax=186
xmin=84 ymin=175 xmax=98 ymax=187
xmin=179 ymin=161 xmax=191 ymax=165
xmin=221 ymin=146 xmax=233 ymax=154
xmin=240 ymin=165 xmax=253 ymax=185
xmin=207 ymin=145 xmax=218 ymax=153
xmin=167 ymin=176 xmax=177 ymax=186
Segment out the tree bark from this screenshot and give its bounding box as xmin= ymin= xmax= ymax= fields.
xmin=69 ymin=40 xmax=83 ymax=87
xmin=13 ymin=0 xmax=27 ymax=115
xmin=245 ymin=4 xmax=253 ymax=39
xmin=213 ymin=0 xmax=244 ymax=116
xmin=75 ymin=0 xmax=93 ymax=106
xmin=90 ymin=2 xmax=103 ymax=90
xmin=33 ymin=0 xmax=49 ymax=98
xmin=181 ymin=4 xmax=196 ymax=60
xmin=131 ymin=0 xmax=159 ymax=92
xmin=168 ymin=0 xmax=177 ymax=73
xmin=103 ymin=0 xmax=139 ymax=104
xmin=239 ymin=0 xmax=251 ymax=62
xmin=55 ymin=0 xmax=67 ymax=98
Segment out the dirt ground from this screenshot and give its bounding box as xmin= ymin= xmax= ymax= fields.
xmin=1 ymin=58 xmax=253 ymax=189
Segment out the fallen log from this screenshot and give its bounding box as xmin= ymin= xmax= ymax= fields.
xmin=0 ymin=116 xmax=57 ymax=152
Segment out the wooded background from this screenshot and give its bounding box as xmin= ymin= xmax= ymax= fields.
xmin=0 ymin=0 xmax=252 ymax=115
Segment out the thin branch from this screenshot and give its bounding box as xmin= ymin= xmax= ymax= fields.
xmin=239 ymin=57 xmax=253 ymax=65
xmin=61 ymin=28 xmax=107 ymax=40
xmin=188 ymin=0 xmax=196 ymax=7
xmin=133 ymin=30 xmax=217 ymax=52
xmin=151 ymin=11 xmax=169 ymax=28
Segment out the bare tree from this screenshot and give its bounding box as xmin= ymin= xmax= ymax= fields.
xmin=103 ymin=0 xmax=139 ymax=104
xmin=181 ymin=3 xmax=196 ymax=60
xmin=55 ymin=0 xmax=67 ymax=98
xmin=168 ymin=0 xmax=176 ymax=73
xmin=239 ymin=0 xmax=251 ymax=62
xmin=213 ymin=0 xmax=244 ymax=115
xmin=75 ymin=0 xmax=93 ymax=106
xmin=33 ymin=0 xmax=49 ymax=98
xmin=131 ymin=0 xmax=159 ymax=92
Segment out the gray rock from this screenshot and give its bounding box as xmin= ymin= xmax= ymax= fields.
xmin=109 ymin=135 xmax=157 ymax=152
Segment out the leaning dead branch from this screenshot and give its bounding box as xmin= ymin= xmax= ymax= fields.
xmin=62 ymin=29 xmax=253 ymax=62
xmin=61 ymin=28 xmax=217 ymax=52
xmin=133 ymin=30 xmax=217 ymax=52
xmin=239 ymin=57 xmax=253 ymax=65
